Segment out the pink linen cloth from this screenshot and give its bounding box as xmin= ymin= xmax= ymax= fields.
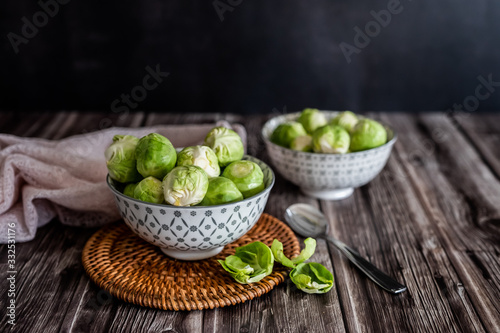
xmin=0 ymin=122 xmax=246 ymax=243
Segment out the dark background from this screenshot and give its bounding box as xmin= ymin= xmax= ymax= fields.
xmin=1 ymin=0 xmax=500 ymax=113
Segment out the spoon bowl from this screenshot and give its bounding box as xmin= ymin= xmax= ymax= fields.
xmin=285 ymin=203 xmax=407 ymax=294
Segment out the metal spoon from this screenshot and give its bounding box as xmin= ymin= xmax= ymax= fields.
xmin=285 ymin=203 xmax=407 ymax=294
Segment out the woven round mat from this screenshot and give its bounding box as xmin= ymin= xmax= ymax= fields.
xmin=82 ymin=213 xmax=300 ymax=311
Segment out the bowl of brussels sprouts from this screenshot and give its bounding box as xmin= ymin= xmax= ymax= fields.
xmin=105 ymin=127 xmax=275 ymax=261
xmin=262 ymin=110 xmax=396 ymax=200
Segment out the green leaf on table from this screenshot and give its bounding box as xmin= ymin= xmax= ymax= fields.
xmin=271 ymin=238 xmax=316 ymax=268
xmin=218 ymin=241 xmax=274 ymax=284
xmin=291 ymin=237 xmax=316 ymax=265
xmin=290 ymin=262 xmax=334 ymax=294
xmin=271 ymin=239 xmax=296 ymax=268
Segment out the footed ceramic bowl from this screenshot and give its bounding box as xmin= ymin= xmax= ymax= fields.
xmin=262 ymin=111 xmax=396 ymax=200
xmin=107 ymin=155 xmax=275 ymax=261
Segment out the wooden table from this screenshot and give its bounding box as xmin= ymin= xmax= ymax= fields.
xmin=1 ymin=111 xmax=499 ymax=333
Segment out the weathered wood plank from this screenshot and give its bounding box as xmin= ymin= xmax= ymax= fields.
xmin=144 ymin=112 xmax=240 ymax=127
xmin=321 ymin=186 xmax=454 ymax=333
xmin=2 ymin=112 xmax=56 ymax=137
xmin=0 ymin=223 xmax=98 ymax=333
xmin=452 ymin=113 xmax=500 ymax=179
xmin=106 ymin=304 xmax=204 ymax=333
xmin=380 ymin=113 xmax=500 ymax=332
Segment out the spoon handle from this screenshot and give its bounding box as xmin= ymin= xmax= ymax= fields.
xmin=326 ymin=236 xmax=407 ymax=294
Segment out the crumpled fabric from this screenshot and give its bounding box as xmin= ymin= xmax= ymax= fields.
xmin=0 ymin=121 xmax=246 ymax=243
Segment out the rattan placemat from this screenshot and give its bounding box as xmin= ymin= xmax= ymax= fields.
xmin=82 ymin=213 xmax=300 ymax=311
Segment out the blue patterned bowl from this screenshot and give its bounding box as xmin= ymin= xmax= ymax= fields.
xmin=262 ymin=111 xmax=396 ymax=200
xmin=107 ymin=155 xmax=275 ymax=261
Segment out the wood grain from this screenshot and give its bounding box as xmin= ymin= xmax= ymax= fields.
xmin=380 ymin=113 xmax=500 ymax=332
xmin=452 ymin=113 xmax=500 ymax=179
xmin=1 ymin=112 xmax=499 ymax=333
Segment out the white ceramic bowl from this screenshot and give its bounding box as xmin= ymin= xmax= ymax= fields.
xmin=262 ymin=111 xmax=396 ymax=200
xmin=107 ymin=155 xmax=275 ymax=261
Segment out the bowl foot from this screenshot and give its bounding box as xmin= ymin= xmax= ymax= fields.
xmin=160 ymin=246 xmax=225 ymax=261
xmin=301 ymin=187 xmax=354 ymax=200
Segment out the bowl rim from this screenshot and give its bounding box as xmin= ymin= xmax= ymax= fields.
xmin=261 ymin=110 xmax=398 ymax=156
xmin=106 ymin=155 xmax=276 ymax=210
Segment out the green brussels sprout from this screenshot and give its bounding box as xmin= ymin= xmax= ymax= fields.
xmin=199 ymin=177 xmax=243 ymax=206
xmin=330 ymin=111 xmax=359 ymax=132
xmin=176 ymin=145 xmax=220 ymax=178
xmin=135 ymin=133 xmax=177 ymax=179
xmin=312 ymin=125 xmax=350 ymax=154
xmin=204 ymin=127 xmax=245 ymax=167
xmin=163 ymin=165 xmax=209 ymax=206
xmin=105 ymin=135 xmax=142 ymax=183
xmin=133 ymin=176 xmax=164 ymax=204
xmin=290 ymin=262 xmax=334 ymax=294
xmin=218 ymin=241 xmax=274 ymax=284
xmin=270 ymin=122 xmax=307 ymax=148
xmin=298 ymin=108 xmax=328 ymax=134
xmin=123 ymin=183 xmax=138 ymax=198
xmin=290 ymin=135 xmax=313 ymax=152
xmin=349 ymin=119 xmax=387 ymax=152
xmin=222 ymin=160 xmax=265 ymax=198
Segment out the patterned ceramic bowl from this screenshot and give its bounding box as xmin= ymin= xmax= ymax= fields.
xmin=262 ymin=111 xmax=396 ymax=200
xmin=107 ymin=155 xmax=275 ymax=261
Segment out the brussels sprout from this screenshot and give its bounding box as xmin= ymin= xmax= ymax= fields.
xmin=271 ymin=238 xmax=316 ymax=269
xmin=105 ymin=135 xmax=141 ymax=183
xmin=290 ymin=262 xmax=334 ymax=294
xmin=290 ymin=135 xmax=313 ymax=152
xmin=133 ymin=176 xmax=164 ymax=204
xmin=135 ymin=133 xmax=177 ymax=179
xmin=218 ymin=241 xmax=274 ymax=284
xmin=177 ymin=145 xmax=220 ymax=178
xmin=312 ymin=125 xmax=350 ymax=154
xmin=203 ymin=127 xmax=244 ymax=167
xmin=199 ymin=177 xmax=243 ymax=206
xmin=163 ymin=165 xmax=209 ymax=206
xmin=123 ymin=183 xmax=138 ymax=198
xmin=330 ymin=111 xmax=359 ymax=132
xmin=298 ymin=108 xmax=328 ymax=134
xmin=270 ymin=122 xmax=307 ymax=148
xmin=349 ymin=119 xmax=387 ymax=152
xmin=222 ymin=160 xmax=264 ymax=198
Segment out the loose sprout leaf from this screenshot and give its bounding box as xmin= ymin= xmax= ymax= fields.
xmin=218 ymin=241 xmax=274 ymax=284
xmin=271 ymin=238 xmax=316 ymax=268
xmin=271 ymin=239 xmax=296 ymax=268
xmin=291 ymin=238 xmax=316 ymax=265
xmin=290 ymin=262 xmax=334 ymax=294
